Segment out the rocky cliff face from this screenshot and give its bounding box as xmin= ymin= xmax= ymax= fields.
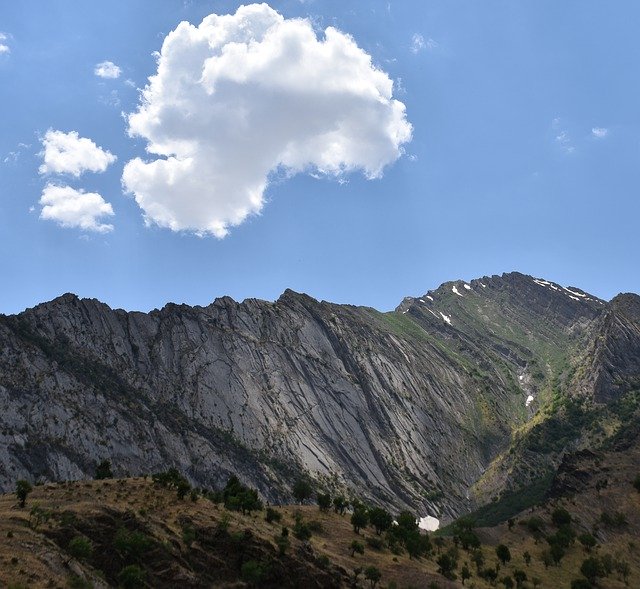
xmin=0 ymin=272 xmax=635 ymax=522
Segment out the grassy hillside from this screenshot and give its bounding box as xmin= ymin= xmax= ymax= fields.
xmin=1 ymin=460 xmax=639 ymax=589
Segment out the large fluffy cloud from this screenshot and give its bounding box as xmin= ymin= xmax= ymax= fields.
xmin=39 ymin=130 xmax=117 ymax=177
xmin=122 ymin=3 xmax=412 ymax=237
xmin=39 ymin=184 xmax=114 ymax=233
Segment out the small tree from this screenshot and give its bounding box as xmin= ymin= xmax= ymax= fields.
xmin=523 ymin=550 xmax=531 ymax=565
xmin=16 ymin=480 xmax=32 ymax=508
xmin=471 ymin=549 xmax=485 ymax=572
xmin=364 ymin=565 xmax=382 ymax=588
xmin=351 ymin=507 xmax=369 ymax=534
xmin=550 ymin=543 xmax=565 ymax=566
xmin=95 ymin=459 xmax=113 ymax=480
xmin=633 ymin=474 xmax=640 ymax=493
xmin=275 ymin=534 xmax=289 ymax=555
xmin=436 ymin=553 xmax=458 ymax=579
xmin=292 ymin=478 xmax=313 ymax=504
xmin=496 ymin=544 xmax=511 ymax=565
xmin=369 ymin=507 xmax=393 ymax=535
xmin=551 ymin=507 xmax=572 ymax=527
xmin=317 ymin=492 xmax=331 ymax=512
xmin=461 ymin=563 xmax=471 ymax=585
xmin=350 ymin=540 xmax=365 ymax=557
xmin=68 ymin=536 xmax=93 ymax=561
xmin=513 ymin=569 xmax=527 ymax=589
xmin=333 ymin=496 xmax=347 ymax=515
xmin=118 ymin=564 xmax=146 ymax=589
xmin=501 ymin=576 xmax=514 ymax=589
xmin=580 ymin=557 xmax=605 ymax=584
xmin=578 ymin=533 xmax=597 ymax=552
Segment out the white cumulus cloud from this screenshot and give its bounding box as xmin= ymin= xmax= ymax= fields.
xmin=39 ymin=129 xmax=116 ymax=176
xmin=94 ymin=60 xmax=122 ymax=79
xmin=592 ymin=127 xmax=608 ymax=139
xmin=122 ymin=3 xmax=412 ymax=237
xmin=39 ymin=184 xmax=114 ymax=233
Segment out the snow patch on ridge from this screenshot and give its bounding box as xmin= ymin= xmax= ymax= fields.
xmin=440 ymin=312 xmax=451 ymax=325
xmin=526 ymin=395 xmax=534 ymax=407
xmin=452 ymin=285 xmax=463 ymax=297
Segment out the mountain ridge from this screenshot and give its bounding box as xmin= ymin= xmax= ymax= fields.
xmin=0 ymin=271 xmax=638 ymax=526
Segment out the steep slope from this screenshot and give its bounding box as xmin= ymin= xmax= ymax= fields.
xmin=0 ymin=273 xmax=615 ymax=521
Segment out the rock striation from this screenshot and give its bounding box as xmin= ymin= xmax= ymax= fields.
xmin=0 ymin=272 xmax=636 ymax=521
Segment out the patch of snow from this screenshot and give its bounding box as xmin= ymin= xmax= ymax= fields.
xmin=427 ymin=295 xmax=434 ymax=301
xmin=402 ymin=309 xmax=408 ymax=314
xmin=480 ymin=283 xmax=486 ymax=288
xmin=518 ymin=375 xmax=524 ymax=381
xmin=568 ymin=295 xmax=580 ymax=301
xmin=526 ymin=395 xmax=534 ymax=407
xmin=427 ymin=309 xmax=438 ymax=319
xmin=419 ymin=299 xmax=426 ymax=303
xmin=463 ymin=284 xmax=471 ymax=290
xmin=440 ymin=312 xmax=451 ymax=325
xmin=564 ymin=287 xmax=586 ymax=298
xmin=452 ymin=285 xmax=463 ymax=297
xmin=418 ymin=515 xmax=440 ymax=531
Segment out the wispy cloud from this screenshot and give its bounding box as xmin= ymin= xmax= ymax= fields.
xmin=552 ymin=118 xmax=575 ymax=154
xmin=94 ymin=60 xmax=121 ymax=79
xmin=592 ymin=127 xmax=608 ymax=139
xmin=411 ymin=33 xmax=438 ymax=54
xmin=0 ymin=32 xmax=11 ymax=54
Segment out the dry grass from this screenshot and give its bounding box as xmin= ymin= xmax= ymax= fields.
xmin=0 ymin=474 xmax=638 ymax=588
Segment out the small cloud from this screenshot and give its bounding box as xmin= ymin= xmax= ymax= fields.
xmin=39 ymin=184 xmax=115 ymax=233
xmin=94 ymin=60 xmax=121 ymax=79
xmin=411 ymin=33 xmax=437 ymax=54
xmin=124 ymin=79 xmax=136 ymax=88
xmin=2 ymin=142 xmax=31 ymax=165
xmin=39 ymin=129 xmax=116 ymax=176
xmin=552 ymin=118 xmax=575 ymax=154
xmin=592 ymin=127 xmax=608 ymax=139
xmin=0 ymin=32 xmax=10 ymax=54
xmin=99 ymin=89 xmax=121 ymax=108
xmin=411 ymin=33 xmax=426 ymax=54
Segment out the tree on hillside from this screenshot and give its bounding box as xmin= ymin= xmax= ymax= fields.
xmin=95 ymin=459 xmax=113 ymax=480
xmin=351 ymin=507 xmax=369 ymax=534
xmin=350 ymin=540 xmax=365 ymax=557
xmin=496 ymin=544 xmax=511 ymax=565
xmin=317 ymin=492 xmax=331 ymax=511
xmin=368 ymin=507 xmax=393 ymax=535
xmin=16 ymin=480 xmax=32 ymax=508
xmin=333 ymin=495 xmax=347 ymax=515
xmin=292 ymin=478 xmax=313 ymax=504
xmin=364 ymin=565 xmax=382 ymax=588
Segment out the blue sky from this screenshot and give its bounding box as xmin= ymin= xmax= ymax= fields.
xmin=1 ymin=1 xmax=638 ymax=315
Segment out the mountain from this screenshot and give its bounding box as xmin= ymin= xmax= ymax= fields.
xmin=0 ymin=272 xmax=637 ymax=524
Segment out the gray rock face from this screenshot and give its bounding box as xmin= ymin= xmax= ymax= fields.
xmin=0 ymin=272 xmax=631 ymax=521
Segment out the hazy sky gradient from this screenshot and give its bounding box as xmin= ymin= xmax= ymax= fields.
xmin=1 ymin=1 xmax=638 ymax=315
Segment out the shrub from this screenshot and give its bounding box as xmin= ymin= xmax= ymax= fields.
xmin=114 ymin=528 xmax=154 ymax=562
xmin=241 ymin=560 xmax=269 ymax=585
xmin=68 ymin=536 xmax=93 ymax=560
xmin=223 ymin=476 xmax=263 ymax=514
xmin=15 ymin=480 xmax=32 ymax=508
xmin=274 ymin=534 xmax=289 ymax=555
xmin=366 ymin=536 xmax=386 ymax=551
xmin=350 ymin=540 xmax=365 ymax=557
xmin=317 ymin=492 xmax=331 ymax=511
xmin=551 ymin=507 xmax=572 ymax=527
xmin=95 ymin=459 xmax=113 ymax=480
xmin=496 ymin=544 xmax=511 ymax=565
xmin=118 ymin=565 xmax=146 ymax=589
xmin=436 ymin=553 xmax=458 ymax=579
xmin=578 ymin=533 xmax=597 ymax=552
xmin=293 ymin=513 xmax=312 ymax=541
xmin=333 ymin=496 xmax=347 ymax=514
xmin=265 ymin=507 xmax=281 ymax=523
xmin=580 ymin=557 xmax=605 ymax=584
xmin=570 ymin=580 xmax=591 ymax=589
xmin=364 ymin=565 xmax=382 ymax=588
xmin=633 ymin=474 xmax=640 ymax=493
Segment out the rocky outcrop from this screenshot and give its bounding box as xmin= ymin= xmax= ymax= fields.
xmin=0 ymin=272 xmax=631 ymax=521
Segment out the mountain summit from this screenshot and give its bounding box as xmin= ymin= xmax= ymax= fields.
xmin=0 ymin=272 xmax=638 ymax=524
